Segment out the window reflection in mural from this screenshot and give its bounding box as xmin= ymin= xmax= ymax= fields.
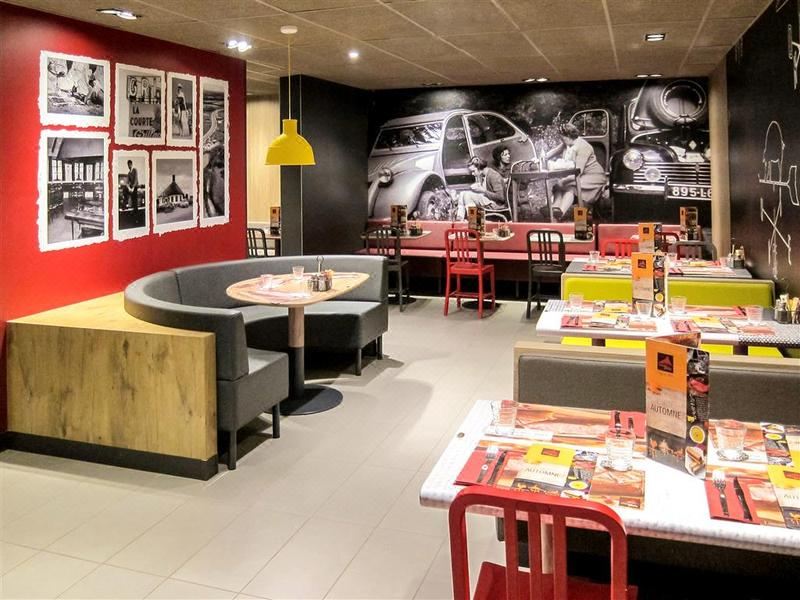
xmin=368 ymin=78 xmax=711 ymax=225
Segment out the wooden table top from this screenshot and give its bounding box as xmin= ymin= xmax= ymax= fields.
xmin=226 ymin=272 xmax=369 ymax=308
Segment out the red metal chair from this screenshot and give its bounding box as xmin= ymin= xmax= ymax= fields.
xmin=444 ymin=228 xmax=496 ymax=318
xmin=449 ymin=487 xmax=636 ymax=600
xmin=601 ymin=238 xmax=638 ymax=258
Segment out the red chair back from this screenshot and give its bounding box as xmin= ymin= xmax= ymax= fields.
xmin=449 ymin=486 xmax=631 ymax=600
xmin=602 ymin=238 xmax=637 ymax=258
xmin=445 ymin=228 xmax=484 ymax=267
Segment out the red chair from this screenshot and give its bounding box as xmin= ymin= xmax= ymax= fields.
xmin=602 ymin=238 xmax=638 ymax=258
xmin=444 ymin=228 xmax=496 ymax=318
xmin=449 ymin=487 xmax=637 ymax=600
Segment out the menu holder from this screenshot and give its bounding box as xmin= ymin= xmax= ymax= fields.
xmin=645 ymin=333 xmax=710 ymax=477
xmin=574 ymin=207 xmax=591 ymax=240
xmin=467 ymin=205 xmax=484 ymax=232
xmin=632 ymin=252 xmax=667 ymax=316
xmin=638 ymin=222 xmax=662 ymax=253
xmin=391 ymin=204 xmax=407 ymax=231
xmin=269 ymin=206 xmax=281 ymax=234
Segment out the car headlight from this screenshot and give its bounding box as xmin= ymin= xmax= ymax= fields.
xmin=378 ymin=167 xmax=393 ymax=185
xmin=622 ymin=149 xmax=644 ymax=171
xmin=644 ymin=167 xmax=661 ymax=182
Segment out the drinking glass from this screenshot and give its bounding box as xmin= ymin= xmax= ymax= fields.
xmin=258 ymin=274 xmax=273 ymax=290
xmin=670 ymin=295 xmax=687 ymax=314
xmin=634 ymin=299 xmax=653 ymax=319
xmin=667 ymin=252 xmax=678 ymax=265
xmin=745 ymin=305 xmax=763 ymax=324
xmin=604 ymin=427 xmax=636 ymax=471
xmin=292 ymin=266 xmax=305 ymax=280
xmin=494 ymin=400 xmax=518 ymax=436
xmin=716 ymin=419 xmax=747 ymax=461
xmin=589 ymin=250 xmax=600 ymax=263
xmin=568 ymin=293 xmax=584 ymax=311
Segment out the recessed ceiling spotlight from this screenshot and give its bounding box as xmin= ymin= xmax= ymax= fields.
xmin=422 ymin=82 xmax=442 ymax=87
xmin=348 ymin=50 xmax=360 ymax=60
xmin=226 ymin=39 xmax=252 ymax=53
xmin=97 ymin=8 xmax=139 ymax=20
xmin=636 ymin=73 xmax=663 ymax=78
xmin=523 ymin=77 xmax=549 ymax=83
xmin=645 ymin=33 xmax=666 ymax=42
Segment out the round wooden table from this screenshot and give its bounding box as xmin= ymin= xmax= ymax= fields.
xmin=226 ymin=272 xmax=369 ymax=415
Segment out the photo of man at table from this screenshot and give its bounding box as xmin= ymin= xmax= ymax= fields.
xmin=645 ymin=333 xmax=709 ymax=476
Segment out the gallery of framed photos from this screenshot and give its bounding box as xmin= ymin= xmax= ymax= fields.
xmin=38 ymin=50 xmax=230 ymax=251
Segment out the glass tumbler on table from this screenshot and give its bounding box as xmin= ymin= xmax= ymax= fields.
xmin=604 ymin=427 xmax=636 ymax=471
xmin=634 ymin=299 xmax=653 ymax=319
xmin=494 ymin=400 xmax=518 ymax=436
xmin=568 ymin=293 xmax=584 ymax=312
xmin=589 ymin=250 xmax=600 ymax=263
xmin=292 ymin=266 xmax=305 ymax=281
xmin=670 ymin=295 xmax=687 ymax=315
xmin=716 ymin=419 xmax=747 ymax=461
xmin=745 ymin=305 xmax=763 ymax=324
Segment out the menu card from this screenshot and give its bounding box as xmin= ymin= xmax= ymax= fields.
xmin=645 ymin=333 xmax=710 ymax=477
xmin=391 ymin=204 xmax=407 ymax=230
xmin=269 ymin=206 xmax=281 ymax=233
xmin=631 ymin=252 xmax=667 ymax=316
xmin=680 ymin=207 xmax=698 ymax=236
xmin=574 ymin=207 xmax=591 ymax=240
xmin=638 ymin=222 xmax=663 ymax=253
xmin=467 ymin=205 xmax=484 ymax=232
xmin=588 ymin=464 xmax=647 ymax=509
xmin=768 ymin=465 xmax=800 ymax=529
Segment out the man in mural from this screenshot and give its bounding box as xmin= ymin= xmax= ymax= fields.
xmin=123 ymin=159 xmax=139 ymax=210
xmin=549 ymin=123 xmax=607 ymax=221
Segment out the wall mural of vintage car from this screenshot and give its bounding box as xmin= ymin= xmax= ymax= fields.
xmin=368 ymin=78 xmax=711 ymax=226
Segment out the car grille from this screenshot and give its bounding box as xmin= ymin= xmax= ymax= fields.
xmin=633 ymin=162 xmax=710 ymax=185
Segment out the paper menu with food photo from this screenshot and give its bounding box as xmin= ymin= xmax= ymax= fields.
xmin=637 ymin=222 xmax=662 ymax=253
xmin=767 ymin=465 xmax=800 ymax=529
xmin=589 ymin=464 xmax=646 ymax=509
xmin=631 ymin=252 xmax=667 ymax=316
xmin=645 ymin=333 xmax=710 ymax=476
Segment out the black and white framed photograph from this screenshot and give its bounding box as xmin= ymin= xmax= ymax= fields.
xmin=167 ymin=72 xmax=196 ymax=147
xmin=112 ymin=150 xmax=149 ymax=240
xmin=40 ymin=51 xmax=110 ymax=127
xmin=152 ymin=150 xmax=197 ymax=234
xmin=39 ymin=130 xmax=109 ymax=251
xmin=199 ymin=77 xmax=229 ymax=227
xmin=115 ymin=63 xmax=165 ymax=145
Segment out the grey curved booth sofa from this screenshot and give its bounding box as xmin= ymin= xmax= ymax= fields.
xmin=124 ymin=255 xmax=388 ymax=469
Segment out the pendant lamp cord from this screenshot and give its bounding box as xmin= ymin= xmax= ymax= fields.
xmin=287 ymin=35 xmax=292 ymax=120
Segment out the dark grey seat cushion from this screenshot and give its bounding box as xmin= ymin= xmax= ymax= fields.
xmin=304 ymin=301 xmax=388 ymax=349
xmin=217 ymin=349 xmax=288 ymax=430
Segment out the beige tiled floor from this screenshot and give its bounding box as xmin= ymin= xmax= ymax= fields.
xmin=0 ymin=297 xmax=542 ymax=599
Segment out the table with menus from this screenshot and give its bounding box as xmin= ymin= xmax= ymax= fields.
xmin=419 ymin=400 xmax=800 ymax=556
xmin=535 ymin=299 xmax=800 ymax=354
xmin=566 ymin=258 xmax=753 ymax=279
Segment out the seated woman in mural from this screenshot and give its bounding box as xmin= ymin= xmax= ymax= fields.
xmin=462 ymin=146 xmax=511 ymax=213
xmin=547 ymin=123 xmax=607 ymax=221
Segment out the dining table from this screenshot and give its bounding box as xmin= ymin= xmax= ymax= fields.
xmin=419 ymin=399 xmax=800 ymax=557
xmin=226 ymin=271 xmax=369 ymax=415
xmin=535 ymin=299 xmax=800 ymax=355
xmin=566 ymin=257 xmax=753 ymax=279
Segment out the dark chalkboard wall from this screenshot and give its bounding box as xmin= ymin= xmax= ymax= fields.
xmin=727 ymin=0 xmax=800 ymax=294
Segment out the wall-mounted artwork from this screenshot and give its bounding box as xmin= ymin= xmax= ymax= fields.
xmin=152 ymin=150 xmax=197 ymax=234
xmin=40 ymin=51 xmax=110 ymax=127
xmin=39 ymin=130 xmax=109 ymax=251
xmin=112 ymin=150 xmax=150 ymax=240
xmin=369 ymin=78 xmax=711 ymax=226
xmin=167 ymin=72 xmax=196 ymax=147
xmin=199 ymin=77 xmax=229 ymax=227
xmin=115 ymin=63 xmax=165 ymax=145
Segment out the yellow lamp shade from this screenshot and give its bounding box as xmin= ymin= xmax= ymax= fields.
xmin=266 ymin=119 xmax=315 ymax=166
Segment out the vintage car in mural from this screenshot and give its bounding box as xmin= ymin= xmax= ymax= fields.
xmin=367 ymin=109 xmax=537 ymax=219
xmin=607 ymin=79 xmax=711 ymax=221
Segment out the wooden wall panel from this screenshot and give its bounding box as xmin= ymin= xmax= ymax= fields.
xmin=247 ymin=95 xmax=281 ymax=223
xmin=7 ymin=294 xmax=216 ymax=461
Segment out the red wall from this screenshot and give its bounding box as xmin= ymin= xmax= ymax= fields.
xmin=0 ymin=3 xmax=248 ymax=430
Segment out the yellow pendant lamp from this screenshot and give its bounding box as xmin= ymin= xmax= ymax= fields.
xmin=266 ymin=25 xmax=315 ymax=166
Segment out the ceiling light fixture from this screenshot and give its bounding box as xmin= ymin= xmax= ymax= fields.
xmin=348 ymin=50 xmax=360 ymax=60
xmin=636 ymin=73 xmax=663 ymax=78
xmin=421 ymin=82 xmax=442 ymax=87
xmin=265 ymin=25 xmax=315 ymax=166
xmin=96 ymin=8 xmax=139 ymax=20
xmin=226 ymin=39 xmax=252 ymax=53
xmin=523 ymin=77 xmax=549 ymax=83
xmin=645 ymin=33 xmax=667 ymax=42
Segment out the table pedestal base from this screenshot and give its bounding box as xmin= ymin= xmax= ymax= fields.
xmin=280 ymin=385 xmax=343 ymax=416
